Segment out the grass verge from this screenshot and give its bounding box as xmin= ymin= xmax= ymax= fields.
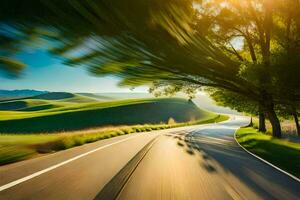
xmin=236 ymin=127 xmax=300 ymax=178
xmin=0 ymin=114 xmax=228 ymax=165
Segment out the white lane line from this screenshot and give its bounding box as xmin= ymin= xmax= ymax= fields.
xmin=0 ymin=134 xmax=142 ymax=192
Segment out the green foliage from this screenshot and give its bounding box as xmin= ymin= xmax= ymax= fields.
xmin=206 ymin=88 xmax=258 ymax=115
xmin=0 ymin=1 xmax=299 ymax=99
xmin=1 ymin=0 xmax=300 ymax=137
xmin=149 ymin=80 xmax=200 ymax=100
xmin=0 ymin=0 xmax=245 ymax=92
xmin=0 ymin=57 xmax=26 ymax=77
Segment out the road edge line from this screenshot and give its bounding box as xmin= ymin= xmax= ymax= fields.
xmin=233 ymin=128 xmax=300 ymax=182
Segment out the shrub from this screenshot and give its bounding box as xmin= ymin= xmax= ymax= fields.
xmin=85 ymin=137 xmax=96 ymax=143
xmin=109 ymin=133 xmax=115 ymax=137
xmin=132 ymin=127 xmax=142 ymax=132
xmin=74 ymin=137 xmax=85 ymax=146
xmin=145 ymin=127 xmax=152 ymax=131
xmin=122 ymin=128 xmax=133 ymax=134
xmin=53 ymin=138 xmax=76 ymax=150
xmin=168 ymin=117 xmax=177 ymax=125
xmin=103 ymin=135 xmax=110 ymax=139
xmin=115 ymin=130 xmax=123 ymax=136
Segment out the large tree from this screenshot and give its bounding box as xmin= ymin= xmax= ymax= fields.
xmin=1 ymin=0 xmax=300 ymax=137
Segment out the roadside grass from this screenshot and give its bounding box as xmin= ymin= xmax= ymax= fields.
xmin=236 ymin=127 xmax=300 ymax=178
xmin=0 ymin=114 xmax=228 ymax=165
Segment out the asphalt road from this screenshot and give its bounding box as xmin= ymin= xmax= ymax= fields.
xmin=0 ymin=116 xmax=299 ymax=200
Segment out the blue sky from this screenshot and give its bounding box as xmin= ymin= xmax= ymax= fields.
xmin=0 ymin=50 xmax=148 ymax=93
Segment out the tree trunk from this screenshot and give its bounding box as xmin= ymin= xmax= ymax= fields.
xmin=259 ymin=93 xmax=282 ymax=138
xmin=249 ymin=116 xmax=253 ymax=127
xmin=291 ymin=107 xmax=300 ymax=136
xmin=258 ymin=111 xmax=266 ymax=132
xmin=265 ymin=108 xmax=282 ymax=138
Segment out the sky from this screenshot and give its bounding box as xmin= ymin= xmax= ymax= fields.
xmin=0 ymin=50 xmax=148 ymax=93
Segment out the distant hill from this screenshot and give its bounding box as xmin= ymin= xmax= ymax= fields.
xmin=32 ymin=92 xmax=99 ymax=103
xmin=0 ymin=89 xmax=48 ymax=98
xmin=0 ymin=90 xmax=153 ymax=100
xmin=0 ymin=92 xmax=100 ymax=111
xmin=78 ymin=92 xmax=154 ymax=100
xmin=0 ymin=92 xmax=157 ymax=112
xmin=0 ymin=99 xmax=65 ymax=111
xmin=77 ymin=93 xmax=116 ymax=101
xmin=32 ymin=92 xmax=74 ymax=100
xmin=0 ymin=98 xmax=216 ymax=133
xmin=0 ymin=90 xmax=239 ymax=115
xmin=0 ymin=90 xmax=153 ymax=101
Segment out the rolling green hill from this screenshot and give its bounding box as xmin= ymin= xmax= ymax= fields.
xmin=0 ymin=98 xmax=215 ymax=133
xmin=31 ymin=92 xmax=99 ymax=103
xmin=0 ymin=92 xmax=99 ymax=112
xmin=77 ymin=93 xmax=116 ymax=101
xmin=0 ymin=99 xmax=70 ymax=111
xmin=78 ymin=92 xmax=154 ymax=100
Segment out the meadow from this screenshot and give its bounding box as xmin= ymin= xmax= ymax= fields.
xmin=0 ymin=92 xmax=228 ymax=165
xmin=0 ymin=93 xmax=215 ymax=133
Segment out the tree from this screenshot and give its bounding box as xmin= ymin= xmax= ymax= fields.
xmin=148 ymin=82 xmax=266 ymax=131
xmin=149 ymin=80 xmax=199 ymax=100
xmin=276 ymin=104 xmax=300 ymax=136
xmin=190 ymin=0 xmax=298 ymax=137
xmin=206 ymin=88 xmax=268 ymax=132
xmin=0 ymin=0 xmax=300 ymax=137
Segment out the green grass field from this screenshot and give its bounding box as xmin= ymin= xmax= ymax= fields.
xmin=0 ymin=92 xmax=98 ymax=112
xmin=0 ymin=96 xmax=215 ymax=133
xmin=236 ymin=127 xmax=300 ymax=178
xmin=0 ymin=94 xmax=228 ymax=165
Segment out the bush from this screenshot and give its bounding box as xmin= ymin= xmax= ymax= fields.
xmin=145 ymin=127 xmax=152 ymax=131
xmin=74 ymin=137 xmax=85 ymax=146
xmin=109 ymin=133 xmax=115 ymax=137
xmin=168 ymin=117 xmax=177 ymax=125
xmin=85 ymin=137 xmax=96 ymax=143
xmin=103 ymin=135 xmax=110 ymax=139
xmin=53 ymin=138 xmax=76 ymax=150
xmin=122 ymin=128 xmax=133 ymax=134
xmin=115 ymin=130 xmax=123 ymax=136
xmin=132 ymin=127 xmax=142 ymax=132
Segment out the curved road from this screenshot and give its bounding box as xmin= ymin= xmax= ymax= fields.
xmin=0 ymin=116 xmax=299 ymax=200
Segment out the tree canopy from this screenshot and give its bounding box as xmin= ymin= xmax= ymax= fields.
xmin=0 ymin=0 xmax=300 ymax=137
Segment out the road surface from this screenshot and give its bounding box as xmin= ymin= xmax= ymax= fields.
xmin=0 ymin=116 xmax=299 ymax=200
